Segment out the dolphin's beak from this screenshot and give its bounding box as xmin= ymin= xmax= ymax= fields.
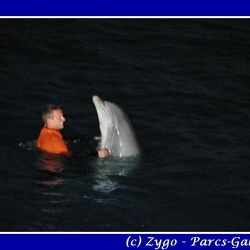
xmin=92 ymin=95 xmax=106 ymax=114
xmin=92 ymin=95 xmax=99 ymax=104
xmin=93 ymin=95 xmax=102 ymax=106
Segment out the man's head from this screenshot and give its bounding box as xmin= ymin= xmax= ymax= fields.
xmin=42 ymin=104 xmax=66 ymax=130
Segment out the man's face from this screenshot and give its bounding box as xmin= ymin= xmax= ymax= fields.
xmin=48 ymin=109 xmax=66 ymax=130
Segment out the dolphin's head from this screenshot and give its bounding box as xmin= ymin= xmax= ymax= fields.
xmin=92 ymin=95 xmax=142 ymax=157
xmin=92 ymin=95 xmax=111 ymax=119
xmin=92 ymin=95 xmax=117 ymax=151
xmin=92 ymin=95 xmax=124 ymax=123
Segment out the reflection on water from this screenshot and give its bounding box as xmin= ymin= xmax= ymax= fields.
xmin=92 ymin=177 xmax=118 ymax=194
xmin=35 ymin=148 xmax=142 ymax=205
xmin=36 ymin=150 xmax=142 ymax=194
xmin=90 ymin=156 xmax=141 ymax=193
xmin=22 ymin=138 xmax=141 ymax=195
xmin=36 ymin=178 xmax=65 ymax=186
xmin=37 ymin=152 xmax=68 ymax=173
xmin=93 ymin=156 xmax=141 ymax=176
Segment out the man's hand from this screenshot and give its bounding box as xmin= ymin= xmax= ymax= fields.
xmin=98 ymin=148 xmax=109 ymax=158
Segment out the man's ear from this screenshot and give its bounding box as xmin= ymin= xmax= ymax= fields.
xmin=46 ymin=118 xmax=52 ymax=127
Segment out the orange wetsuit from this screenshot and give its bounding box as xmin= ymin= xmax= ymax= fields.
xmin=37 ymin=126 xmax=70 ymax=156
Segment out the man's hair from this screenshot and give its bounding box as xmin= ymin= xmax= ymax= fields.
xmin=42 ymin=104 xmax=61 ymax=124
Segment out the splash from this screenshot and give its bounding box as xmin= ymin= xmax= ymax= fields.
xmin=18 ymin=140 xmax=37 ymax=151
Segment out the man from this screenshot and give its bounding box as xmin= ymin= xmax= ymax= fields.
xmin=37 ymin=104 xmax=109 ymax=158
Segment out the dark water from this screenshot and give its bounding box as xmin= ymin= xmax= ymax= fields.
xmin=0 ymin=18 xmax=250 ymax=232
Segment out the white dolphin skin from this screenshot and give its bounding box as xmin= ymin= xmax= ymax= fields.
xmin=92 ymin=95 xmax=142 ymax=158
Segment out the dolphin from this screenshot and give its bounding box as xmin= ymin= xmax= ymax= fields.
xmin=92 ymin=95 xmax=142 ymax=158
